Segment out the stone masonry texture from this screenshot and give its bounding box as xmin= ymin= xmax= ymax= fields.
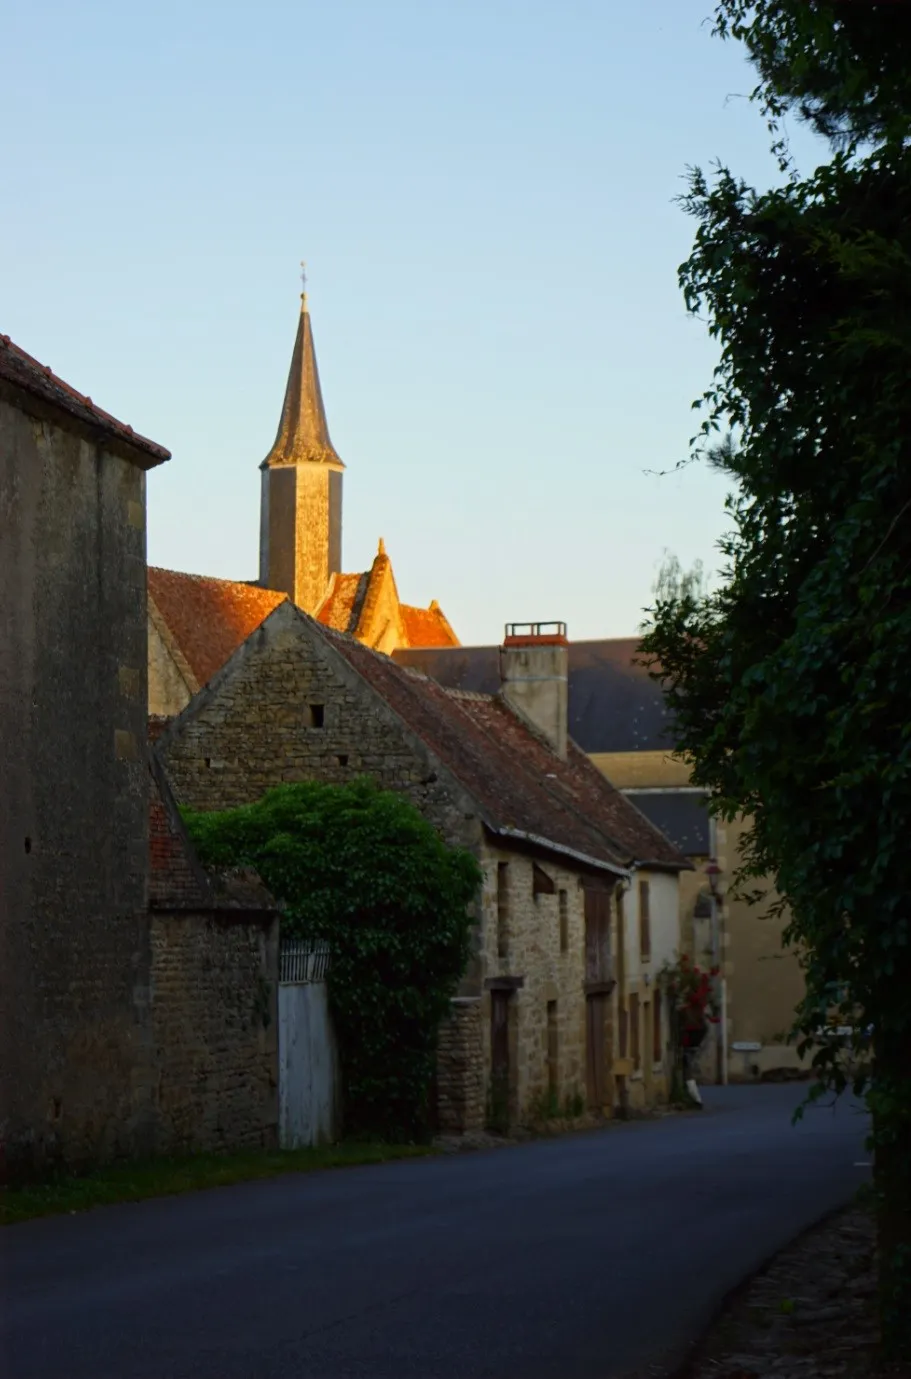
xmin=478 ymin=843 xmax=590 ymax=1122
xmin=147 ymin=912 xmax=279 ymax=1153
xmin=156 ymin=606 xmax=640 ymax=1132
xmin=0 ymin=396 xmax=152 ymax=1177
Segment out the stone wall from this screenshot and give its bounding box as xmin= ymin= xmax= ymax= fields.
xmin=477 ymin=842 xmax=590 ymax=1125
xmin=715 ymin=814 xmax=809 ymax=1081
xmin=0 ymin=396 xmax=152 ymax=1177
xmin=435 ymin=998 xmax=484 ymax=1134
xmin=147 ymin=606 xmax=193 ymax=718
xmin=157 ymin=603 xmax=482 ymax=864
xmin=148 ymin=911 xmax=279 ymax=1153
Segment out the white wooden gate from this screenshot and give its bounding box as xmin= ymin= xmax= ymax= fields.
xmin=278 ymin=941 xmax=340 ymax=1148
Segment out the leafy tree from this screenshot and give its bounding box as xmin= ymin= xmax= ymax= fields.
xmin=641 ymin=1 xmax=911 ymax=1357
xmin=185 ymin=779 xmax=480 ymax=1143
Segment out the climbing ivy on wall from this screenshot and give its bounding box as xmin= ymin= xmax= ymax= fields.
xmin=184 ymin=779 xmax=480 ymax=1143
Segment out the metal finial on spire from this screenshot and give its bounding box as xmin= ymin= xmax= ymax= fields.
xmin=300 ymin=260 xmax=308 ymax=309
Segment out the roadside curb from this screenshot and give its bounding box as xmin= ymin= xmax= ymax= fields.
xmin=652 ymin=1201 xmax=860 ymax=1379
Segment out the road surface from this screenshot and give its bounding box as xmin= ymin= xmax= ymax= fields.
xmin=0 ymin=1086 xmax=869 ymax=1379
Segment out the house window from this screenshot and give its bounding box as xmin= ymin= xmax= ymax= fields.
xmin=639 ymin=878 xmax=651 ymax=960
xmin=308 ymin=703 xmax=325 ymax=728
xmin=558 ymin=889 xmax=568 ymax=953
xmin=652 ymin=998 xmax=662 ymax=1065
xmin=497 ymin=863 xmax=509 ymax=960
xmin=629 ymin=992 xmax=641 ymax=1071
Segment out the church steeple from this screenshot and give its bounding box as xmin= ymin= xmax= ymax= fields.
xmin=261 ymin=290 xmax=345 ymax=470
xmin=259 ymin=284 xmax=344 ymax=614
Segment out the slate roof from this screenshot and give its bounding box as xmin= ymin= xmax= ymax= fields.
xmin=622 ymin=791 xmax=711 ymax=858
xmin=148 ymin=568 xmax=288 ymax=689
xmin=148 ymin=753 xmax=275 ymax=913
xmin=393 ymin=638 xmax=672 ymax=753
xmin=324 ymin=626 xmax=688 ymax=873
xmin=0 ymin=333 xmax=170 ymax=469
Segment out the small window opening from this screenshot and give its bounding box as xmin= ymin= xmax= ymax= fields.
xmin=308 ymin=703 xmax=325 ymax=728
xmin=558 ymin=889 xmax=568 ymax=952
xmin=639 ymin=878 xmax=651 ymax=960
xmin=336 ymin=753 xmax=349 ymax=766
xmin=497 ymin=862 xmax=509 ymax=960
xmin=24 ymin=837 xmax=32 ymax=854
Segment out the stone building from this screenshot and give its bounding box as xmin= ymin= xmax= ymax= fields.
xmin=148 ymin=289 xmax=457 ymax=717
xmin=147 ymin=752 xmax=279 ymax=1153
xmin=394 ymin=638 xmax=807 ymax=1083
xmin=153 ymin=609 xmax=689 ymax=1130
xmin=0 ymin=333 xmax=168 ymax=1175
xmin=0 ymin=333 xmax=281 ymax=1176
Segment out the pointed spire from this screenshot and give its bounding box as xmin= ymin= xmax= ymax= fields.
xmin=377 ymin=537 xmax=386 ymax=556
xmin=262 ymin=288 xmax=345 ymax=470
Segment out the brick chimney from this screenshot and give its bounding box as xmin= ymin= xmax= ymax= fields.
xmin=499 ymin=622 xmax=569 ymax=760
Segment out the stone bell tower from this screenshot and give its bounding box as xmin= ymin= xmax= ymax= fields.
xmin=259 ymin=283 xmax=344 ymax=613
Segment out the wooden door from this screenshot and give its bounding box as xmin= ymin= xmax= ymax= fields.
xmin=490 ymin=990 xmax=510 ymax=1133
xmin=586 ymin=993 xmax=607 ymax=1109
xmin=584 ymin=881 xmax=612 ymax=1111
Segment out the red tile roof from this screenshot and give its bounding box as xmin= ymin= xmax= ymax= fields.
xmin=149 ymin=757 xmax=213 ymax=909
xmin=149 ymin=754 xmax=276 ymax=912
xmin=401 ymin=602 xmax=459 ymax=648
xmin=0 ymin=334 xmax=170 ymax=468
xmin=324 ymin=629 xmax=688 ymax=873
xmin=316 ymin=566 xmax=458 ymax=650
xmin=148 ymin=568 xmax=287 ymax=689
xmin=316 ymin=572 xmax=367 ymax=634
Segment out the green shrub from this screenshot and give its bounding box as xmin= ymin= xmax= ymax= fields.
xmin=185 ymin=779 xmax=480 ymax=1142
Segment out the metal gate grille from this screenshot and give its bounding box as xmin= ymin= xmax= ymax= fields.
xmin=279 ymin=940 xmax=331 ymax=985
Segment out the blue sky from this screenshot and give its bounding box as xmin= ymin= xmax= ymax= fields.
xmin=2 ymin=1 xmax=822 ymax=645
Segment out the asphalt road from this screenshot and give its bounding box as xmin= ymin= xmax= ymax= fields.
xmin=0 ymin=1086 xmax=869 ymax=1379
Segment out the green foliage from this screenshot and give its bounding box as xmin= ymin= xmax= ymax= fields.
xmin=185 ymin=779 xmax=481 ymax=1143
xmin=711 ymin=0 xmax=911 ymax=160
xmin=641 ymin=2 xmax=911 ymax=1356
xmin=0 ymin=1141 xmax=436 ymax=1226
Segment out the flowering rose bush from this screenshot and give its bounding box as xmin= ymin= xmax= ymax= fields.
xmin=660 ymin=953 xmax=721 ymax=1101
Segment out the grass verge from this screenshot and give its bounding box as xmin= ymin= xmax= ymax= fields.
xmin=0 ymin=1141 xmax=437 ymax=1227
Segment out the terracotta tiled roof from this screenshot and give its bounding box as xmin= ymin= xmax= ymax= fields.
xmin=149 ymin=755 xmax=276 ymax=912
xmin=317 ymin=563 xmax=459 ymax=650
xmin=324 ymin=628 xmax=688 ymax=873
xmin=316 ymin=572 xmax=367 ymax=635
xmin=0 ymin=333 xmax=170 ymax=468
xmin=401 ymin=602 xmax=459 ymax=649
xmin=148 ymin=568 xmax=287 ymax=689
xmin=149 ymin=756 xmax=214 ymax=909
